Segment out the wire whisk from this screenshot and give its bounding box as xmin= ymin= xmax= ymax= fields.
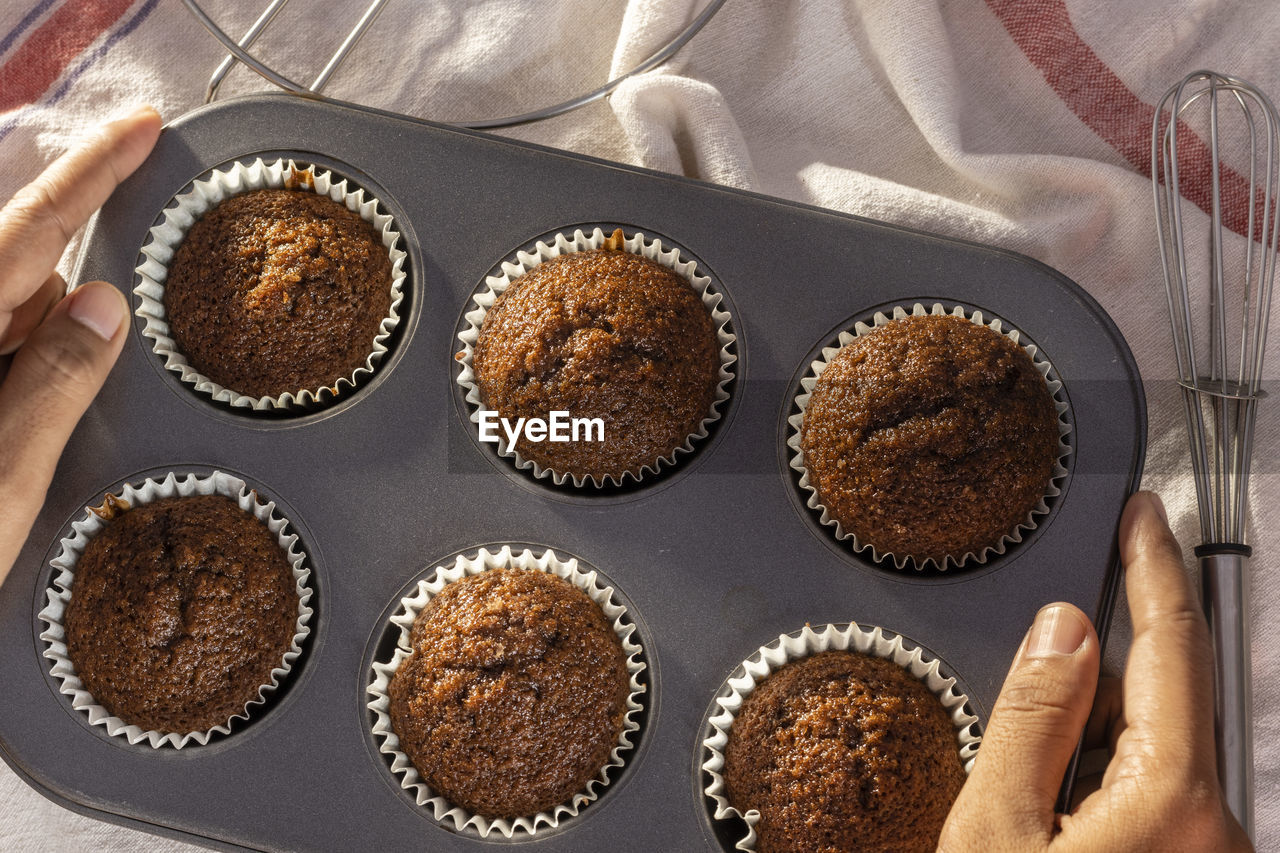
xmin=1153 ymin=70 xmax=1278 ymax=840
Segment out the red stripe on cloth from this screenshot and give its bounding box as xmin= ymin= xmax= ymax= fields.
xmin=0 ymin=0 xmax=136 ymax=113
xmin=987 ymin=0 xmax=1260 ymax=238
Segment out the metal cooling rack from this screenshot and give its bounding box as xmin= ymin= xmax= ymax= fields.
xmin=181 ymin=0 xmax=729 ymax=129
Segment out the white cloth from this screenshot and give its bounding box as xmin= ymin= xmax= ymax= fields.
xmin=0 ymin=0 xmax=1275 ymax=849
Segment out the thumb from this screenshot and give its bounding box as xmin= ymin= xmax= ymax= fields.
xmin=0 ymin=282 xmax=128 ymax=570
xmin=940 ymin=603 xmax=1099 ymax=851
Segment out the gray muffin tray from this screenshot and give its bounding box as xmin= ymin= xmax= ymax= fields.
xmin=0 ymin=94 xmax=1145 ymax=852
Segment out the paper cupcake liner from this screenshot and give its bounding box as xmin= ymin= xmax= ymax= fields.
xmin=133 ymin=157 xmax=407 ymax=410
xmin=700 ymin=622 xmax=982 ymax=853
xmin=366 ymin=545 xmax=647 ymax=839
xmin=38 ymin=471 xmax=314 ymax=749
xmin=787 ymin=302 xmax=1073 ymax=570
xmin=455 ymin=226 xmax=737 ymax=487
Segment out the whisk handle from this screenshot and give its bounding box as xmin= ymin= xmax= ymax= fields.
xmin=1197 ymin=545 xmax=1254 ymax=840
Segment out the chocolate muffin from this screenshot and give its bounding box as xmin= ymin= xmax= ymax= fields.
xmin=471 ymin=238 xmax=720 ymax=481
xmin=164 ymin=188 xmax=393 ymax=398
xmin=64 ymin=495 xmax=297 ymax=733
xmin=387 ymin=569 xmax=630 ymax=819
xmin=800 ymin=313 xmax=1059 ymax=565
xmin=723 ymin=651 xmax=965 ymax=853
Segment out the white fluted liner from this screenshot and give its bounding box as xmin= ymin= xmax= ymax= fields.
xmin=133 ymin=157 xmax=407 ymax=409
xmin=700 ymin=622 xmax=982 ymax=852
xmin=787 ymin=302 xmax=1073 ymax=570
xmin=38 ymin=470 xmax=313 ymax=748
xmin=455 ymin=227 xmax=736 ymax=487
xmin=366 ymin=545 xmax=646 ymax=838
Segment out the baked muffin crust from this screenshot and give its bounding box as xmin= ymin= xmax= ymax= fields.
xmin=723 ymin=650 xmax=965 ymax=853
xmin=164 ymin=188 xmax=392 ymax=398
xmin=472 ymin=246 xmax=719 ymax=481
xmin=65 ymin=495 xmax=297 ymax=733
xmin=800 ymin=313 xmax=1059 ymax=564
xmin=387 ymin=569 xmax=630 ymax=818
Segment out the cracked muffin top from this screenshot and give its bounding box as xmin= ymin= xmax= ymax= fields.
xmin=799 ymin=313 xmax=1059 ymax=566
xmin=387 ymin=568 xmax=630 ymax=819
xmin=471 ymin=239 xmax=719 ymax=482
xmin=164 ymin=188 xmax=392 ymax=398
xmin=723 ymin=650 xmax=966 ymax=853
xmin=64 ymin=494 xmax=297 ymax=733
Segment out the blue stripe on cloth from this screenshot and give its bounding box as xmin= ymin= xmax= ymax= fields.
xmin=0 ymin=0 xmax=61 ymax=60
xmin=0 ymin=0 xmax=159 ymax=146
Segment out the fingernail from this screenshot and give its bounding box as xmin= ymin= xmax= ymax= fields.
xmin=68 ymin=285 xmax=125 ymax=341
xmin=108 ymin=104 xmax=156 ymax=125
xmin=1145 ymin=491 xmax=1168 ymax=524
xmin=1026 ymin=604 xmax=1088 ymax=659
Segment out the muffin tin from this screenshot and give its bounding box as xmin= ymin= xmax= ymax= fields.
xmin=0 ymin=94 xmax=1145 ymax=851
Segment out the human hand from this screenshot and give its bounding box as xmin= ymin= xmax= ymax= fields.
xmin=0 ymin=106 xmax=161 ymax=588
xmin=938 ymin=490 xmax=1253 ymax=852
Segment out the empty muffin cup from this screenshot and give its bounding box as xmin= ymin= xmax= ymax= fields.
xmin=700 ymin=622 xmax=982 ymax=852
xmin=39 ymin=470 xmax=313 ymax=748
xmin=366 ymin=544 xmax=647 ymax=838
xmin=787 ymin=302 xmax=1072 ymax=570
xmin=133 ymin=157 xmax=407 ymax=410
xmin=455 ymin=226 xmax=736 ymax=487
